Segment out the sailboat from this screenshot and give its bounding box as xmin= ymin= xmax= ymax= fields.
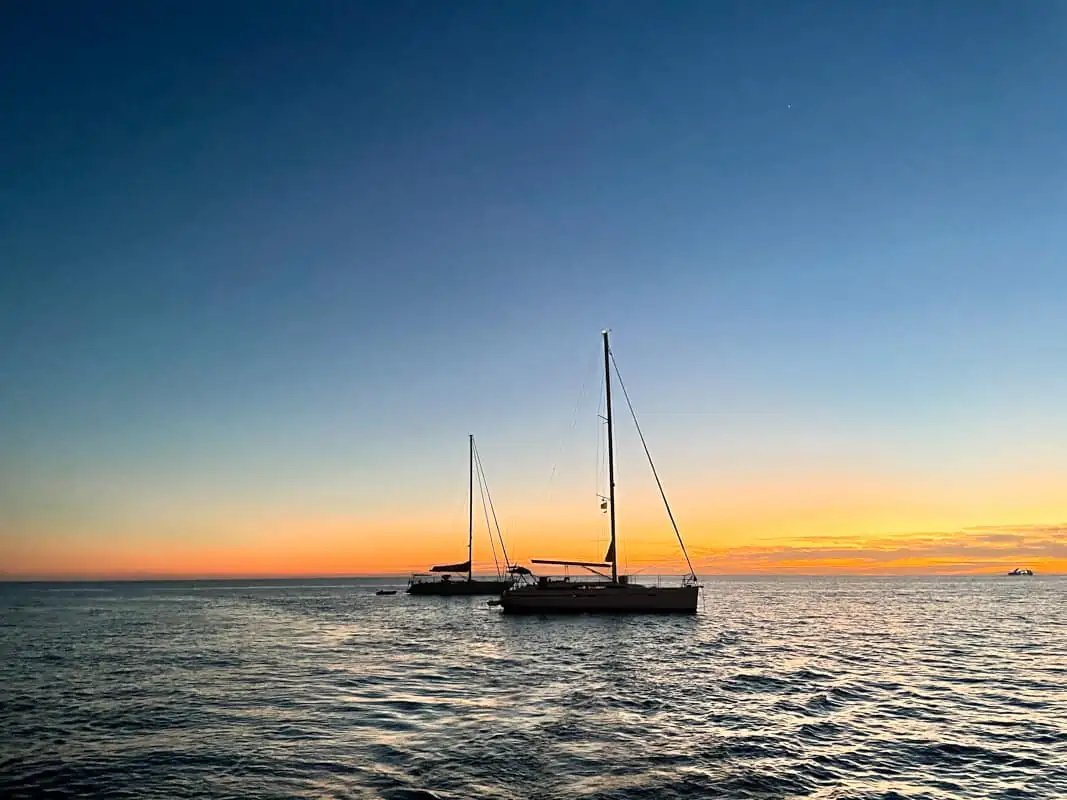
xmin=500 ymin=330 xmax=700 ymax=614
xmin=407 ymin=434 xmax=513 ymax=596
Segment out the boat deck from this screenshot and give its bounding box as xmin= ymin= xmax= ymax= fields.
xmin=501 ymin=582 xmax=698 ymax=613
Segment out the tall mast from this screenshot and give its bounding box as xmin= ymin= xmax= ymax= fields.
xmin=603 ymin=330 xmax=618 ymax=583
xmin=468 ymin=433 xmax=474 ymax=582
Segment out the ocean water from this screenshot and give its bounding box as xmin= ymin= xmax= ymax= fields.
xmin=0 ymin=577 xmax=1064 ymax=799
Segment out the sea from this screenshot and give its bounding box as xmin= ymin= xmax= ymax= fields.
xmin=0 ymin=576 xmax=1063 ymax=799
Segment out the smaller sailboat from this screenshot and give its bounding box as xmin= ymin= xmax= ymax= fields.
xmin=407 ymin=435 xmax=513 ymax=596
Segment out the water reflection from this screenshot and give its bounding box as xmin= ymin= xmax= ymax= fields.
xmin=0 ymin=577 xmax=1064 ymax=799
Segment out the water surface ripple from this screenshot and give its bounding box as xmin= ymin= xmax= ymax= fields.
xmin=1 ymin=577 xmax=1064 ymax=798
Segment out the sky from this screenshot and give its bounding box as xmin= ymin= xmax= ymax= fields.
xmin=2 ymin=1 xmax=1065 ymax=578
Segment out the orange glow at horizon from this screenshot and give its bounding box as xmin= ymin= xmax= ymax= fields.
xmin=3 ymin=510 xmax=1064 ymax=579
xmin=3 ymin=467 xmax=1064 ymax=579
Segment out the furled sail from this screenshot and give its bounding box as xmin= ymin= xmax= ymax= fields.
xmin=604 ymin=541 xmax=615 ymax=563
xmin=429 ymin=560 xmax=471 ymax=573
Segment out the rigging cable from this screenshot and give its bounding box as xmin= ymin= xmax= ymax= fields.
xmin=475 ymin=454 xmax=501 ymax=579
xmin=474 ymin=440 xmax=512 ymax=572
xmin=547 ymin=347 xmax=601 ymax=499
xmin=609 ymin=350 xmax=698 ymax=581
xmin=596 ymin=367 xmax=605 ymax=501
xmin=595 ymin=366 xmax=606 ymax=557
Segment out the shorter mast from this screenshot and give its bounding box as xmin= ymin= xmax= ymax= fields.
xmin=468 ymin=433 xmax=474 ymax=582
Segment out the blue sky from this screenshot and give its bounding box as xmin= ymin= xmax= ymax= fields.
xmin=2 ymin=2 xmax=1065 ymax=572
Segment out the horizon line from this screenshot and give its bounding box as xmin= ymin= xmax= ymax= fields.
xmin=1 ymin=570 xmax=1059 ymax=583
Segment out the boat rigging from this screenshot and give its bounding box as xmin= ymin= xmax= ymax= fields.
xmin=500 ymin=330 xmax=700 ymax=613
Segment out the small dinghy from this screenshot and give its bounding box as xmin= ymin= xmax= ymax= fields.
xmin=376 ymin=589 xmax=397 ymax=595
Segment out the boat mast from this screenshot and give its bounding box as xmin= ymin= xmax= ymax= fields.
xmin=603 ymin=330 xmax=618 ymax=584
xmin=468 ymin=433 xmax=474 ymax=582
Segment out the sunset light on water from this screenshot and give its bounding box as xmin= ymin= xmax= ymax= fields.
xmin=2 ymin=2 xmax=1064 ymax=797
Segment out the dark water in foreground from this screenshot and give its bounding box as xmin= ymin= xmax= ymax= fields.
xmin=1 ymin=577 xmax=1064 ymax=799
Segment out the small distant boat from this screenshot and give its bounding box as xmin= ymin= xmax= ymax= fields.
xmin=1007 ymin=568 xmax=1034 ymax=576
xmin=376 ymin=589 xmax=397 ymax=595
xmin=407 ymin=435 xmax=513 ymax=596
xmin=500 ymin=330 xmax=700 ymax=614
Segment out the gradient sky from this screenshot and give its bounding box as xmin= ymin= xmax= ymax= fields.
xmin=2 ymin=1 xmax=1065 ymax=578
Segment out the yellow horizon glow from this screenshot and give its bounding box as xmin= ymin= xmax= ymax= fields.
xmin=3 ymin=469 xmax=1064 ymax=579
xmin=3 ymin=515 xmax=1064 ymax=579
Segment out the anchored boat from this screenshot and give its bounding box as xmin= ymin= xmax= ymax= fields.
xmin=407 ymin=434 xmax=513 ymax=596
xmin=500 ymin=330 xmax=700 ymax=614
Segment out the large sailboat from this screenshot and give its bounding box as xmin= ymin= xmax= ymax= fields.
xmin=407 ymin=435 xmax=513 ymax=596
xmin=500 ymin=330 xmax=700 ymax=614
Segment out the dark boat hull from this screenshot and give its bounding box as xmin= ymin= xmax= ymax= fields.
xmin=500 ymin=583 xmax=698 ymax=614
xmin=407 ymin=579 xmax=511 ymax=596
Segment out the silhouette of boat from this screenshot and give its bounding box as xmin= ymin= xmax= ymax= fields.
xmin=407 ymin=435 xmax=513 ymax=596
xmin=375 ymin=589 xmax=397 ymax=595
xmin=500 ymin=330 xmax=700 ymax=614
xmin=1007 ymin=567 xmax=1034 ymax=576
